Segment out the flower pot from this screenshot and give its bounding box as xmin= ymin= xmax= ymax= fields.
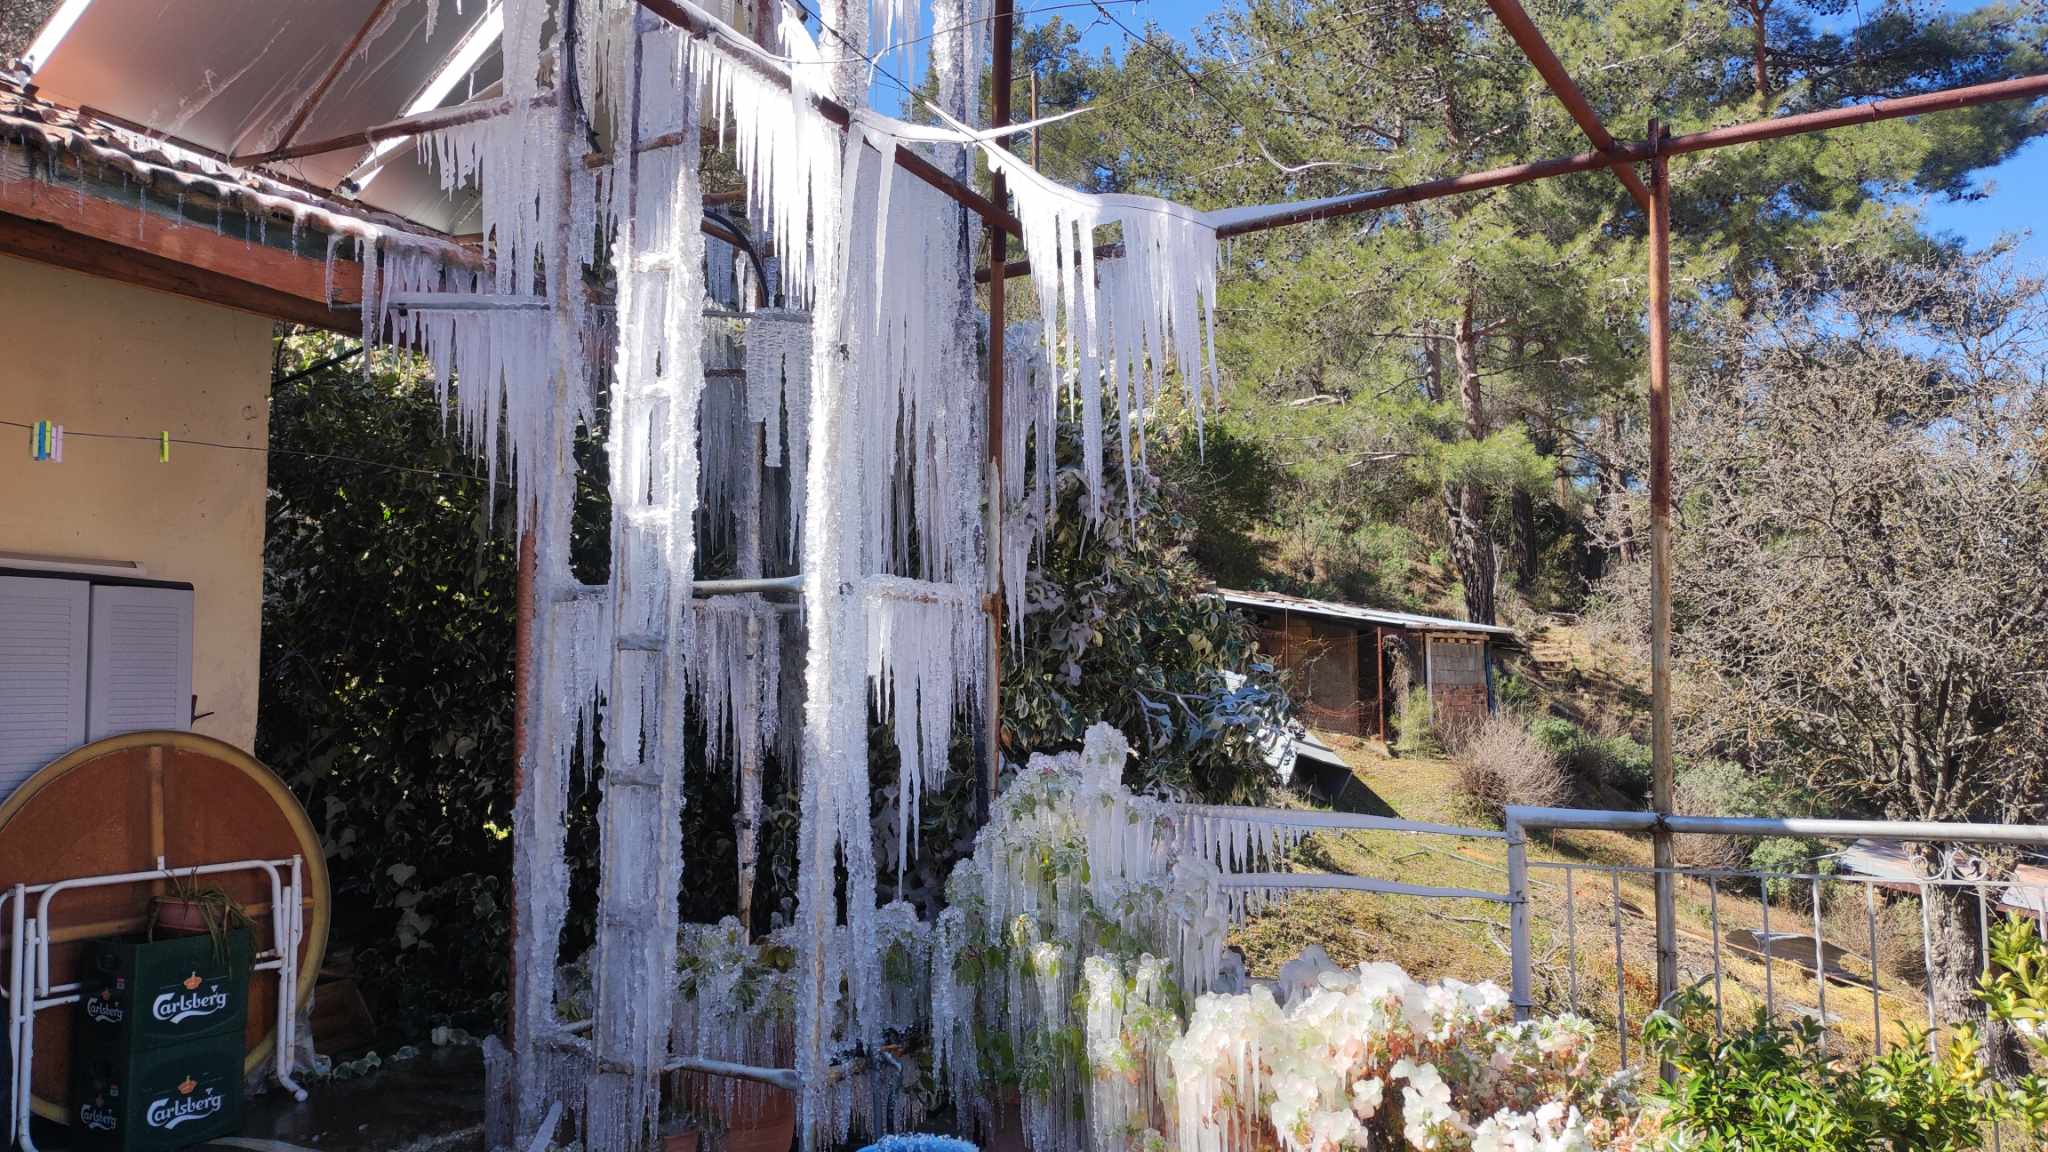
xmin=151 ymin=898 xmax=216 ymax=937
xmin=664 ymin=1130 xmax=702 ymax=1152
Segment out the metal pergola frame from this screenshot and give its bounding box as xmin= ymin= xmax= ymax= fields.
xmin=20 ymin=0 xmax=2043 ymax=1025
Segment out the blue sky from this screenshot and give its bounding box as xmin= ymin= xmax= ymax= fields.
xmin=1009 ymin=0 xmax=2045 ymax=264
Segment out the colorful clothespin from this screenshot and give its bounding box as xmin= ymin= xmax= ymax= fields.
xmin=159 ymin=431 xmax=170 ymax=463
xmin=30 ymin=420 xmax=63 ymax=462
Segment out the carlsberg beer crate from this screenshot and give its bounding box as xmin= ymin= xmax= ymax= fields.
xmin=76 ymin=928 xmax=252 ymax=1049
xmin=70 ymin=1033 xmax=243 ymax=1151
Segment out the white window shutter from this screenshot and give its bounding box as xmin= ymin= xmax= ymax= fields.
xmin=0 ymin=576 xmax=91 ymax=801
xmin=87 ymin=585 xmax=194 ymax=741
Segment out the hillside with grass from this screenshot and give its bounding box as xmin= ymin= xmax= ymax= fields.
xmin=1232 ymin=620 xmax=1940 ymax=1071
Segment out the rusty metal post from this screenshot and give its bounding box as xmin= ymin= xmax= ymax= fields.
xmin=1646 ymin=120 xmax=1679 ymax=1019
xmin=982 ymin=0 xmax=1014 ymax=816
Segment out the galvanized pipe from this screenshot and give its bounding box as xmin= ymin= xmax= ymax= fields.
xmin=1506 ymin=806 xmax=2048 ymax=846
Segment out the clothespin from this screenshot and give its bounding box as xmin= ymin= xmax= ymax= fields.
xmin=159 ymin=432 xmax=170 ymax=463
xmin=30 ymin=420 xmax=62 ymax=462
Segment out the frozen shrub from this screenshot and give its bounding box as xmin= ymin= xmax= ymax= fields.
xmin=1453 ymin=714 xmax=1570 ymax=819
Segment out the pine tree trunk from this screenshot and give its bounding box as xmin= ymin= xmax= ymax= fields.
xmin=1512 ymin=487 xmax=1538 ymax=591
xmin=1449 ymin=296 xmax=1497 ymax=624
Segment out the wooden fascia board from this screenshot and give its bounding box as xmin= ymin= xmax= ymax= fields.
xmin=0 ymin=157 xmax=362 ymax=332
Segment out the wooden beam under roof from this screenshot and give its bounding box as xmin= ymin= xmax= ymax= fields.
xmin=0 ymin=153 xmax=364 ymax=331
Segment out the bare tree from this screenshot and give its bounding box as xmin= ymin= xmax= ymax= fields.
xmin=1595 ymin=243 xmax=2048 ymax=1032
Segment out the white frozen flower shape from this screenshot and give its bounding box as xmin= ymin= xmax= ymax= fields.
xmin=1471 ymin=1103 xmax=1590 ymax=1152
xmin=1270 ymin=1074 xmax=1320 ymax=1150
xmin=1393 ymin=1058 xmax=1457 ymax=1149
xmin=1350 ymin=1077 xmax=1385 ymax=1120
xmin=1306 ymin=1107 xmax=1365 ymax=1152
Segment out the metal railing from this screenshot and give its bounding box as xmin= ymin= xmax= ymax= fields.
xmin=1504 ymin=807 xmax=2048 ymax=1069
xmin=1172 ymin=802 xmax=2048 ymax=1075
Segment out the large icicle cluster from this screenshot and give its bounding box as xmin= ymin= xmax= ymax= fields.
xmin=933 ymin=108 xmax=1224 ymax=522
xmin=1000 ymin=323 xmax=1058 ymax=637
xmin=581 ymin=14 xmax=710 ymax=1147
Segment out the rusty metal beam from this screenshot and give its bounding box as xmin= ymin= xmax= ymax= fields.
xmin=978 ymin=69 xmax=2048 ymax=277
xmin=237 ymin=92 xmax=549 ymax=165
xmin=631 ymin=0 xmax=1024 ymax=237
xmin=247 ymin=0 xmax=407 ymax=161
xmin=1208 ymin=71 xmax=2048 ymax=238
xmin=1482 ymin=0 xmax=1652 ymax=210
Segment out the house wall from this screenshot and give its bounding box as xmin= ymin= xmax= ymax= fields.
xmin=1257 ymin=614 xmax=1366 ymax=735
xmin=0 ymin=254 xmax=272 ymax=751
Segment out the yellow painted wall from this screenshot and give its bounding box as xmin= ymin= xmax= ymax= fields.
xmin=0 ymin=254 xmax=273 ymax=751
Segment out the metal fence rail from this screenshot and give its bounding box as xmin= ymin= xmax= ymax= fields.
xmin=1171 ymin=801 xmax=2048 ymax=1082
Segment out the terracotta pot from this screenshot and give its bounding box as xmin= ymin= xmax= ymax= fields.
xmin=151 ymin=898 xmax=215 ymax=937
xmin=664 ymin=1130 xmax=702 ymax=1152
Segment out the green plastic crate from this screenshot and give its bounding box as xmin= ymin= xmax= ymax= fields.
xmin=76 ymin=929 xmax=252 ymax=1051
xmin=70 ymin=1033 xmax=244 ymax=1151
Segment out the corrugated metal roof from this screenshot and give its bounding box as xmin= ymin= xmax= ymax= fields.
xmin=1835 ymin=838 xmax=2048 ymax=919
xmin=1216 ymin=587 xmax=1521 ymax=641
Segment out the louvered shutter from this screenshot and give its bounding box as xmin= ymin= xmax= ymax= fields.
xmin=86 ymin=584 xmax=194 ymax=741
xmin=0 ymin=576 xmax=91 ymax=801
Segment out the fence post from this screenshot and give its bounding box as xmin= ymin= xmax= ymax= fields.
xmin=1507 ymin=811 xmax=1532 ymax=1020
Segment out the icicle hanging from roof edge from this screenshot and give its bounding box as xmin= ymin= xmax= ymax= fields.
xmin=687 ymin=17 xmax=841 ymax=308
xmin=933 ymin=111 xmax=1222 ymax=522
xmin=699 ymin=374 xmax=745 ymax=543
xmin=864 ymin=577 xmax=985 ymax=885
xmin=791 ymin=124 xmax=880 ymax=1152
xmin=688 ymin=596 xmax=780 ymax=771
xmin=1001 ymin=323 xmax=1055 ymax=639
xmin=850 ymin=157 xmax=985 ymax=585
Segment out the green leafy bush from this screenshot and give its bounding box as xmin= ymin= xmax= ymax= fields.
xmin=1648 ymin=915 xmax=2048 ymax=1150
xmin=1528 ymin=716 xmax=1652 ymax=797
xmin=1005 ymin=422 xmax=1293 ymax=804
xmin=1749 ymin=838 xmax=1837 ymax=909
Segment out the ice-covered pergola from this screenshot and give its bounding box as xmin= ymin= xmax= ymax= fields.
xmin=8 ymin=0 xmax=2047 ymax=1146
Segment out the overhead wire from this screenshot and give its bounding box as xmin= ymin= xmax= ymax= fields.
xmin=1 ymin=412 xmax=492 ymax=486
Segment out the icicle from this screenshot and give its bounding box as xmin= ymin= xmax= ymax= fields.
xmin=863 ymin=577 xmax=985 ymax=884
xmin=929 ymin=105 xmax=1223 ymax=523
